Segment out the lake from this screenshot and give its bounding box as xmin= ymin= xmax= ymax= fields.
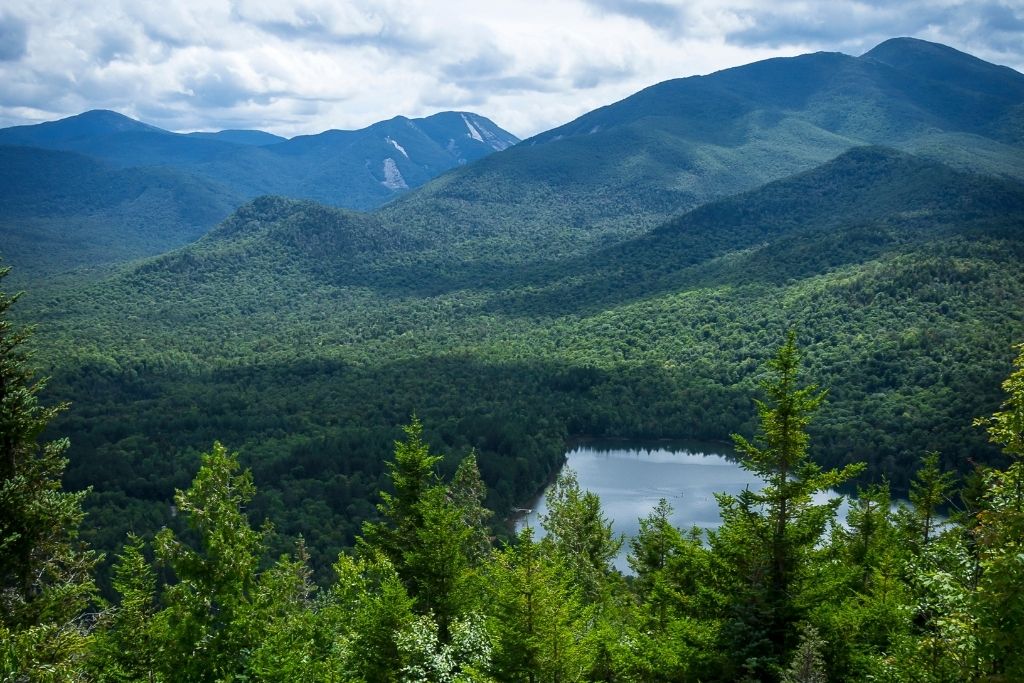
xmin=515 ymin=440 xmax=853 ymax=572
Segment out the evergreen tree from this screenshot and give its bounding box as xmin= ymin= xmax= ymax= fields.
xmin=815 ymin=482 xmax=912 ymax=679
xmin=712 ymin=331 xmax=863 ymax=680
xmin=449 ymin=451 xmax=493 ymax=565
xmin=781 ymin=625 xmax=828 ymax=683
xmin=248 ymin=540 xmax=327 ymax=682
xmin=87 ymin=534 xmax=158 ymax=681
xmin=487 ymin=527 xmax=593 ymax=682
xmin=327 ymin=552 xmax=416 ymax=683
xmin=623 ymin=499 xmax=716 ymax=680
xmin=153 ymin=441 xmax=267 ymax=681
xmin=971 ymin=343 xmax=1024 ymax=679
xmin=361 ymin=417 xmax=442 ymax=572
xmin=908 ymin=452 xmax=955 ymax=548
xmin=0 ymin=264 xmax=98 ymax=678
xmin=364 ymin=420 xmax=489 ymax=643
xmin=540 ymin=468 xmax=622 ymax=603
xmin=403 ymin=484 xmax=475 ymax=641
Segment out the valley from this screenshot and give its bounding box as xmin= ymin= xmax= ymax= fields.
xmin=1 ymin=36 xmax=1022 ymax=583
xmin=3 ymin=29 xmax=1024 ymax=681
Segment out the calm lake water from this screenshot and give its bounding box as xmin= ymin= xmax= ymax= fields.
xmin=515 ymin=440 xmax=852 ymax=573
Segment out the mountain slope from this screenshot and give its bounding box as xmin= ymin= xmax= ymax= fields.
xmin=0 ymin=109 xmax=167 ymax=146
xmin=185 ymin=129 xmax=286 ymax=146
xmin=0 ymin=145 xmax=242 ymax=281
xmin=0 ymin=110 xmax=520 ymax=210
xmin=377 ymin=38 xmax=1024 ymax=263
xmin=490 ymin=146 xmax=1024 ymax=313
xmin=29 ymin=148 xmax=1024 ymax=574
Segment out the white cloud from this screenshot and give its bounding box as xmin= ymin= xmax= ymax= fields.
xmin=0 ymin=0 xmax=1021 ymax=137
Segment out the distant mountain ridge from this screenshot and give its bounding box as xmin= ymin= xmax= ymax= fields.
xmin=185 ymin=129 xmax=286 ymax=146
xmin=0 ymin=109 xmax=520 ymax=210
xmin=0 ymin=108 xmax=518 ymax=279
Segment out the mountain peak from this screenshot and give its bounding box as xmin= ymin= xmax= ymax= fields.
xmin=861 ymin=37 xmax=1024 ymax=93
xmin=0 ymin=109 xmax=168 ymax=149
xmin=55 ymin=109 xmax=167 ymax=134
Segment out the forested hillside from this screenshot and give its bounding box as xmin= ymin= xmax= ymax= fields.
xmin=2 ymin=33 xmax=1024 ymax=681
xmin=0 ymin=33 xmax=1018 ymax=606
xmin=377 ymin=37 xmax=1024 ymax=264
xmin=0 ymin=145 xmax=242 ymax=282
xmin=19 ymin=145 xmax=1023 ymax=580
xmin=5 ymin=292 xmax=1024 ymax=681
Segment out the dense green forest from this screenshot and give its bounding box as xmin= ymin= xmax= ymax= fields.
xmin=4 ymin=277 xmax=1024 ymax=681
xmin=0 ymin=145 xmax=242 ymax=283
xmin=2 ymin=36 xmax=1023 ymax=650
xmin=18 ymin=146 xmax=1024 ymax=582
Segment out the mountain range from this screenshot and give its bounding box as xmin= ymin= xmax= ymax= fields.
xmin=0 ymin=108 xmax=518 ymax=208
xmin=0 ymin=109 xmax=518 ymax=277
xmin=5 ymin=37 xmax=1024 ymax=575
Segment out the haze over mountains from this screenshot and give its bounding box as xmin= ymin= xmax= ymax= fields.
xmin=0 ymin=108 xmax=518 ymax=277
xmin=0 ymin=109 xmax=518 ymax=207
xmin=3 ymin=37 xmax=1024 ymax=577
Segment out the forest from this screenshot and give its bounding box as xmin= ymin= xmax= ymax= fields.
xmin=3 ymin=266 xmax=1024 ymax=682
xmin=23 ymin=147 xmax=1024 ymax=583
xmin=3 ymin=36 xmax=1024 ymax=681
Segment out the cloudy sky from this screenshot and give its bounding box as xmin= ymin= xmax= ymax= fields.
xmin=1 ymin=0 xmax=1022 ymax=138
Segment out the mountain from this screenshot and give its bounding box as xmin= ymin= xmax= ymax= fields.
xmin=32 ymin=147 xmax=1024 ymax=573
xmin=490 ymin=146 xmax=1024 ymax=314
xmin=375 ymin=38 xmax=1024 ymax=264
xmin=185 ymin=129 xmax=286 ymax=146
xmin=13 ymin=37 xmax=1024 ymax=576
xmin=0 ymin=109 xmax=167 ymax=147
xmin=0 ymin=145 xmax=242 ymax=281
xmin=0 ymin=110 xmax=520 ymax=210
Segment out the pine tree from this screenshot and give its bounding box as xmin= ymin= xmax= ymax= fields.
xmin=361 ymin=416 xmax=443 ymax=570
xmin=971 ymin=343 xmax=1024 ymax=679
xmin=488 ymin=527 xmax=593 ymax=682
xmin=449 ymin=451 xmax=493 ymax=564
xmin=781 ymin=625 xmax=828 ymax=683
xmin=363 ymin=421 xmax=488 ymax=644
xmin=624 ymin=499 xmax=715 ymax=680
xmin=540 ymin=468 xmax=622 ymax=603
xmin=0 ymin=264 xmax=98 ymax=677
xmin=86 ymin=534 xmax=158 ymax=682
xmin=153 ymin=441 xmax=267 ymax=681
xmin=908 ymin=452 xmax=955 ymax=548
xmin=712 ymin=331 xmax=863 ymax=681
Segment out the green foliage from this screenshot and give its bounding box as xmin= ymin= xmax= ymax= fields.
xmin=87 ymin=534 xmax=158 ymax=680
xmin=624 ymin=499 xmax=718 ymax=680
xmin=152 ymin=441 xmax=267 ymax=680
xmin=971 ymin=344 xmax=1024 ymax=680
xmin=486 ymin=527 xmax=595 ymax=681
xmin=328 ymin=552 xmax=416 ymax=682
xmin=7 ymin=327 xmax=1024 ymax=681
xmin=908 ymin=452 xmax=956 ymax=547
xmin=0 ymin=146 xmax=241 ymax=282
xmin=975 ymin=343 xmax=1024 ymax=460
xmin=781 ymin=625 xmax=828 ymax=683
xmin=713 ymin=333 xmax=863 ymax=680
xmin=19 ymin=144 xmax=1023 ymax=589
xmin=363 ymin=417 xmax=444 ymax=566
xmin=0 ymin=264 xmax=98 ymax=679
xmin=539 ymin=468 xmax=622 ymax=603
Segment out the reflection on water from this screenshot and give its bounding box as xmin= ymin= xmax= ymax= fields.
xmin=515 ymin=440 xmax=852 ymax=573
